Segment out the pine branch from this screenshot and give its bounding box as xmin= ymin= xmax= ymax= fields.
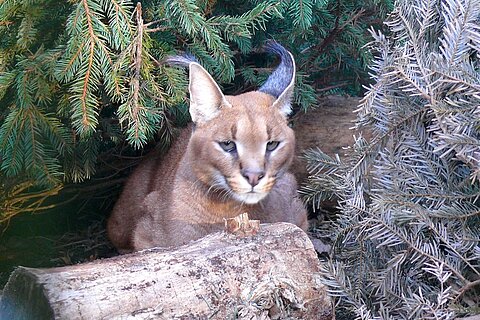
xmin=208 ymin=1 xmax=284 ymax=53
xmin=288 ymin=0 xmax=314 ymax=30
xmin=56 ymin=0 xmax=134 ymax=137
xmin=113 ymin=2 xmax=173 ymax=148
xmin=126 ymin=3 xmax=145 ymax=148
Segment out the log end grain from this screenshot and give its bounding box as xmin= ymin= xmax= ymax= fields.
xmin=0 ymin=267 xmax=54 ymax=320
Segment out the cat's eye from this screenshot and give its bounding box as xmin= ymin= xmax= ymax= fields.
xmin=219 ymin=140 xmax=236 ymax=153
xmin=266 ymin=141 xmax=280 ymax=152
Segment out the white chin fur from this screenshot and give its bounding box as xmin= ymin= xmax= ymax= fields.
xmin=233 ymin=192 xmax=267 ymax=204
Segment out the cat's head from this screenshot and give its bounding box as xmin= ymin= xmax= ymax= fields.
xmin=171 ymin=42 xmax=296 ymax=204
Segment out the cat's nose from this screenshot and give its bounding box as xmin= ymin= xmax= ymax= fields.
xmin=241 ymin=169 xmax=265 ymax=187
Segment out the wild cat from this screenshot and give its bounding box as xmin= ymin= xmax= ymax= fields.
xmin=107 ymin=42 xmax=308 ymax=252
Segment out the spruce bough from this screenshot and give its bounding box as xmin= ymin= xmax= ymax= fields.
xmin=302 ymin=0 xmax=480 ymax=318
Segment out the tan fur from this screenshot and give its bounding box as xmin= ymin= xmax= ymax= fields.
xmin=108 ymin=56 xmax=308 ymax=253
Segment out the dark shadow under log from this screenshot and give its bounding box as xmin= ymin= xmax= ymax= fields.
xmin=0 ymin=223 xmax=333 ymax=320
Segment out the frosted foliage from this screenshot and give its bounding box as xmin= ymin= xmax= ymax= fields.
xmin=302 ymin=0 xmax=480 ymax=318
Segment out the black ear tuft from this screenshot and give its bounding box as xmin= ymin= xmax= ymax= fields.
xmin=258 ymin=41 xmax=296 ymax=116
xmin=258 ymin=41 xmax=295 ymax=100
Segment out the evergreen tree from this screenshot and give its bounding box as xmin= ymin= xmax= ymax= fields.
xmin=302 ymin=0 xmax=480 ymax=317
xmin=0 ymin=0 xmax=284 ymax=221
xmin=0 ymin=0 xmax=390 ymax=222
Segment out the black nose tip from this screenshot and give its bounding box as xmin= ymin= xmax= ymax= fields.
xmin=241 ymin=169 xmax=265 ymax=187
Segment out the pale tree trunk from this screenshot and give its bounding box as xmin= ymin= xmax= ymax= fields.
xmin=0 ymin=223 xmax=333 ymax=320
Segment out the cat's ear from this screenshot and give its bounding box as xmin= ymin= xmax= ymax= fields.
xmin=258 ymin=41 xmax=295 ymax=117
xmin=188 ymin=63 xmax=230 ymax=124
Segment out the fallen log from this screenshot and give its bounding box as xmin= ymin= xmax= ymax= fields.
xmin=0 ymin=222 xmax=333 ymax=320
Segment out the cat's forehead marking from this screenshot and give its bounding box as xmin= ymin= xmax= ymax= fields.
xmin=223 ymin=92 xmax=273 ymax=139
xmin=236 ymin=115 xmax=267 ymax=141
